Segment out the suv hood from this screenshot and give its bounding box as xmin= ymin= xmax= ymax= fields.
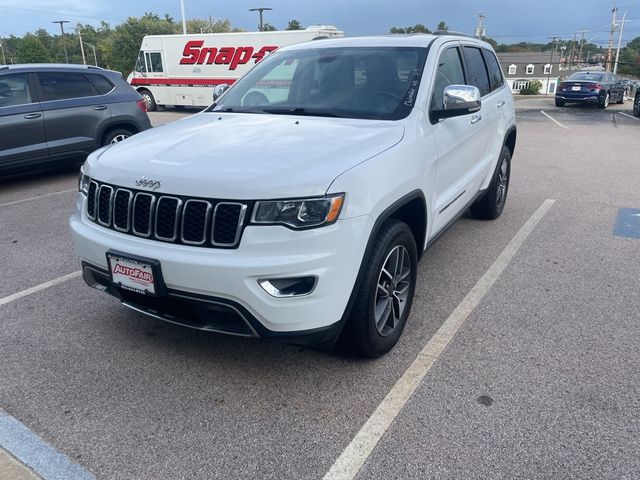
xmin=87 ymin=113 xmax=404 ymax=199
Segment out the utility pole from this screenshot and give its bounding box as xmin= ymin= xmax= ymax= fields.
xmin=52 ymin=20 xmax=70 ymax=63
xmin=606 ymin=7 xmax=618 ymax=71
xmin=576 ymin=30 xmax=588 ymax=67
xmin=546 ymin=36 xmax=560 ymax=96
xmin=180 ymin=0 xmax=187 ymax=34
xmin=249 ymin=7 xmax=273 ymax=31
xmin=0 ymin=40 xmax=6 ymax=65
xmin=84 ymin=42 xmax=98 ymax=66
xmin=613 ymin=10 xmax=627 ymax=74
xmin=568 ymin=33 xmax=577 ymax=70
xmin=77 ymin=27 xmax=86 ymax=65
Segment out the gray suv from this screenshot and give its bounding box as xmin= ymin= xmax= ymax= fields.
xmin=0 ymin=64 xmax=151 ymax=175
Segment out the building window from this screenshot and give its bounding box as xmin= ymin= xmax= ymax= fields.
xmin=544 ymin=64 xmax=552 ymax=74
xmin=526 ymin=64 xmax=534 ymax=75
xmin=508 ymin=64 xmax=517 ymax=75
xmin=513 ymin=80 xmax=530 ymax=91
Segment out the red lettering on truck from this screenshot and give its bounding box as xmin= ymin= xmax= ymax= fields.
xmin=179 ymin=42 xmax=279 ymax=69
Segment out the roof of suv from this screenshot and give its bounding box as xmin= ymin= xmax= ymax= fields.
xmin=0 ymin=63 xmax=108 ymax=73
xmin=283 ymin=33 xmax=489 ymax=51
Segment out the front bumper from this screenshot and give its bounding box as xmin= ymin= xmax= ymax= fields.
xmin=70 ymin=193 xmax=371 ymax=339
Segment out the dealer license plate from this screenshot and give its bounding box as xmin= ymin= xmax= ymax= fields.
xmin=107 ymin=253 xmax=157 ymax=295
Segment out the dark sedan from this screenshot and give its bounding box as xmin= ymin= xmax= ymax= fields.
xmin=555 ymin=71 xmax=625 ymax=109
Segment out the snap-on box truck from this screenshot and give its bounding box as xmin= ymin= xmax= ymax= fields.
xmin=128 ymin=26 xmax=343 ymax=110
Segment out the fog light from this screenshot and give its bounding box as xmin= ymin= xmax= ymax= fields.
xmin=259 ymin=277 xmax=317 ymax=298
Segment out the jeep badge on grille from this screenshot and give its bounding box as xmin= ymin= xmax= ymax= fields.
xmin=135 ymin=177 xmax=162 ymax=190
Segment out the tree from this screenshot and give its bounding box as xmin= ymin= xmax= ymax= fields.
xmin=185 ymin=18 xmax=233 ymax=34
xmin=109 ymin=13 xmax=176 ymax=75
xmin=16 ymin=34 xmax=48 ymax=63
xmin=286 ymin=19 xmax=303 ymax=31
xmin=262 ymin=23 xmax=277 ymax=32
xmin=389 ymin=24 xmax=431 ymax=34
xmin=437 ymin=21 xmax=448 ymax=31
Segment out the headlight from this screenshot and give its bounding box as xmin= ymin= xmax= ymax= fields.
xmin=78 ymin=166 xmax=90 ymax=196
xmin=251 ymin=194 xmax=344 ymax=229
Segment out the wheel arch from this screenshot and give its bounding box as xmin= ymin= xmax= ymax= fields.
xmin=334 ymin=190 xmax=428 ymax=345
xmin=503 ymin=125 xmax=517 ymax=158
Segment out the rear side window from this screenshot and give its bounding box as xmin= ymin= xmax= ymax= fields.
xmin=482 ymin=50 xmax=504 ymax=92
xmin=463 ymin=47 xmax=491 ymax=96
xmin=86 ymin=74 xmax=114 ymax=95
xmin=38 ymin=72 xmax=98 ymax=101
xmin=431 ymin=47 xmax=466 ymax=110
xmin=0 ymin=74 xmax=32 ymax=108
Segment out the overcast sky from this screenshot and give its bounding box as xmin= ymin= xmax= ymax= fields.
xmin=1 ymin=0 xmax=639 ymax=46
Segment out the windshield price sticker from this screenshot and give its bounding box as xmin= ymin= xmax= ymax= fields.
xmin=108 ymin=255 xmax=156 ymax=295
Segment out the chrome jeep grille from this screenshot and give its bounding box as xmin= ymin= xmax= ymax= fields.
xmin=86 ymin=180 xmax=248 ymax=248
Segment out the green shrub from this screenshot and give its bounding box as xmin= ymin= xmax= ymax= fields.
xmin=520 ymin=88 xmax=537 ymax=95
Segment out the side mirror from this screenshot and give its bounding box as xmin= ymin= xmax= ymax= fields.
xmin=431 ymin=85 xmax=481 ymax=121
xmin=213 ymin=84 xmax=230 ymax=101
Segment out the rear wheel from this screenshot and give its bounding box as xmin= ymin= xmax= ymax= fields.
xmin=139 ymin=89 xmax=157 ymax=111
xmin=598 ymin=92 xmax=610 ymax=109
xmin=470 ymin=146 xmax=511 ymax=220
xmin=555 ymin=99 xmax=565 ymax=107
xmin=633 ymin=93 xmax=640 ymax=117
xmin=103 ymin=128 xmax=134 ymax=146
xmin=342 ymin=219 xmax=418 ymax=358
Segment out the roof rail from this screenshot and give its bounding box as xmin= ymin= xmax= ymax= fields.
xmin=433 ymin=30 xmax=474 ymax=38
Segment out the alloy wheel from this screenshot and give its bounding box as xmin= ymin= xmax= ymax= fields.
xmin=496 ymin=156 xmax=509 ymax=209
xmin=374 ymin=245 xmax=412 ymax=336
xmin=110 ymin=134 xmax=129 ymax=144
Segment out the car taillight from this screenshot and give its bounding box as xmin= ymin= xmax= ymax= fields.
xmin=136 ymin=99 xmax=147 ymax=112
xmin=584 ymin=83 xmax=601 ymax=91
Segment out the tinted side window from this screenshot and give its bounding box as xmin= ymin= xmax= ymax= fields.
xmin=463 ymin=47 xmax=491 ymax=96
xmin=482 ymin=50 xmax=504 ymax=92
xmin=431 ymin=47 xmax=466 ymax=110
xmin=38 ymin=72 xmax=97 ymax=101
xmin=0 ymin=74 xmax=32 ymax=108
xmin=86 ymin=74 xmax=114 ymax=95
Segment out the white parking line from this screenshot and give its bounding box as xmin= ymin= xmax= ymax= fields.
xmin=323 ymin=199 xmax=556 ymax=480
xmin=0 ymin=189 xmax=76 ymax=208
xmin=540 ymin=111 xmax=570 ymax=129
xmin=0 ymin=271 xmax=81 ymax=307
xmin=617 ymin=112 xmax=640 ymax=122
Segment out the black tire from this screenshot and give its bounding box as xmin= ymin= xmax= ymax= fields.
xmin=598 ymin=92 xmax=609 ymax=109
xmin=139 ymin=89 xmax=157 ymax=111
xmin=633 ymin=94 xmax=640 ymax=117
xmin=616 ymin=93 xmax=624 ymax=105
xmin=103 ymin=128 xmax=134 ymax=146
xmin=342 ymin=219 xmax=418 ymax=358
xmin=555 ymin=99 xmax=565 ymax=107
xmin=470 ymin=146 xmax=511 ymax=220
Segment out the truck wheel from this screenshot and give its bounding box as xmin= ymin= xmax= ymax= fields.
xmin=343 ymin=219 xmax=417 ymax=358
xmin=103 ymin=128 xmax=134 ymax=145
xmin=634 ymin=94 xmax=640 ymax=117
xmin=139 ymin=89 xmax=157 ymax=111
xmin=470 ymin=146 xmax=511 ymax=220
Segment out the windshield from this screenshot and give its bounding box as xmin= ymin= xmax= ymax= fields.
xmin=568 ymin=72 xmax=604 ymax=82
xmin=210 ymin=46 xmax=428 ymax=120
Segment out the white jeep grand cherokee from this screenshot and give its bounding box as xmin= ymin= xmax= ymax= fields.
xmin=71 ymin=33 xmax=516 ymax=357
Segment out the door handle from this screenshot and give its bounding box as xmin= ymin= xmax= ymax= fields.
xmin=24 ymin=113 xmax=42 ymax=119
xmin=93 ymin=105 xmax=108 ymax=111
xmin=470 ymin=114 xmax=482 ymax=124
xmin=496 ymin=100 xmax=506 ymax=108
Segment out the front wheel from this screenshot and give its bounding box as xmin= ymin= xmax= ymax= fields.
xmin=633 ymin=94 xmax=640 ymax=117
xmin=470 ymin=146 xmax=511 ymax=220
xmin=342 ymin=219 xmax=418 ymax=358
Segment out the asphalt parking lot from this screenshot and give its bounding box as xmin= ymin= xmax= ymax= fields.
xmin=1 ymin=98 xmax=639 ymax=479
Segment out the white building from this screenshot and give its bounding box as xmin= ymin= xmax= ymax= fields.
xmin=497 ymin=52 xmax=562 ymax=94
